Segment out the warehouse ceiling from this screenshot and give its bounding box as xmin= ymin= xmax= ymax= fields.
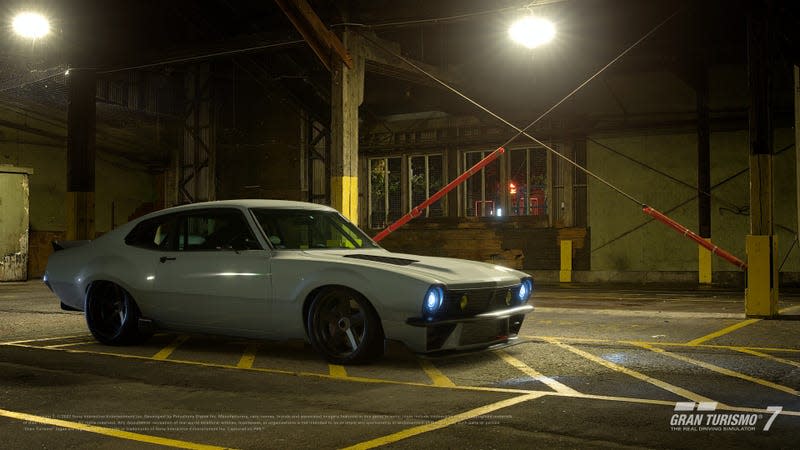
xmin=1 ymin=0 xmax=799 ymax=162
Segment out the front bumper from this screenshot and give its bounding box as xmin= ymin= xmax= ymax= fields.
xmin=406 ymin=304 xmax=533 ymax=353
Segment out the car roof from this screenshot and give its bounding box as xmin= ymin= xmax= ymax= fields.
xmin=136 ymin=199 xmax=338 ymax=221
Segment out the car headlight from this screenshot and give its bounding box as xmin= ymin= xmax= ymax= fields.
xmin=518 ymin=278 xmax=533 ymax=303
xmin=423 ymin=285 xmax=444 ymax=315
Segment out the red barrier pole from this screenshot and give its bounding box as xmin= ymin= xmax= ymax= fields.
xmin=373 ymin=147 xmax=506 ymax=242
xmin=642 ymin=205 xmax=747 ymax=270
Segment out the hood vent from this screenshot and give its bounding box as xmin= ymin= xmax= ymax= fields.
xmin=344 ymin=254 xmax=419 ymax=266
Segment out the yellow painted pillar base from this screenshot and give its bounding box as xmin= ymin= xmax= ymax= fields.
xmin=745 ymin=235 xmax=779 ymax=317
xmin=698 ymin=238 xmax=712 ymax=284
xmin=331 ymin=175 xmax=358 ymax=225
xmin=65 ymin=191 xmax=95 ymax=240
xmin=559 ymin=239 xmax=572 ymax=283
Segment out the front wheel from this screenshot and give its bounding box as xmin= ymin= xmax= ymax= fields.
xmin=85 ymin=282 xmax=150 ymax=345
xmin=307 ymin=287 xmax=384 ymax=364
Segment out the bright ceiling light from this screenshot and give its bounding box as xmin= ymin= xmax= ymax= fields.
xmin=509 ymin=16 xmax=555 ymax=49
xmin=12 ymin=12 xmax=50 ymax=39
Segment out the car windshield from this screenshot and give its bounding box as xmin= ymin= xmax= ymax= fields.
xmin=250 ymin=208 xmax=378 ymax=250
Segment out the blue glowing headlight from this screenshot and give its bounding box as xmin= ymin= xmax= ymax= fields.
xmin=424 ymin=286 xmax=444 ymax=314
xmin=518 ymin=278 xmax=533 ymax=302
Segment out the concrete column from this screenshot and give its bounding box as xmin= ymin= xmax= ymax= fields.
xmin=697 ymin=65 xmax=712 ymax=284
xmin=795 ymin=65 xmax=800 ymax=264
xmin=66 ymin=68 xmax=96 ymax=240
xmin=745 ymin=6 xmax=778 ymax=317
xmin=330 ymin=30 xmax=364 ymax=224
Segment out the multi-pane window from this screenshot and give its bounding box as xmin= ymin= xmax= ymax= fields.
xmin=409 ymin=154 xmax=445 ymax=217
xmin=368 ymin=157 xmax=402 ymax=229
xmin=508 ymin=147 xmax=548 ymax=216
xmin=463 ymin=150 xmax=501 ymax=216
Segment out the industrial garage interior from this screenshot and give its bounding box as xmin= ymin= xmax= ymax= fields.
xmin=0 ymin=0 xmax=799 ymax=290
xmin=1 ymin=0 xmax=800 ymax=448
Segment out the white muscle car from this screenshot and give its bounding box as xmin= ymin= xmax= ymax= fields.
xmin=44 ymin=200 xmax=533 ymax=363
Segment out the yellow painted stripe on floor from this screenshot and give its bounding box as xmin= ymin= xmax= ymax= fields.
xmin=0 ymin=334 xmax=92 ymax=346
xmin=152 ymin=335 xmax=189 ymax=360
xmin=0 ymin=407 xmax=231 ymax=450
xmin=418 ymin=359 xmax=455 ymax=387
xmin=329 ymin=364 xmax=348 ymax=378
xmin=637 ymin=341 xmax=800 ymax=353
xmin=8 ymin=342 xmax=540 ymax=396
xmin=495 ymin=350 xmax=579 ymax=395
xmin=732 ymin=347 xmax=800 ymax=368
xmin=528 ymin=335 xmax=800 ymax=353
xmin=236 ymin=343 xmax=260 ymax=369
xmin=686 ymin=319 xmax=761 ymax=346
xmin=635 ymin=343 xmax=800 ymax=396
xmin=779 ymin=304 xmax=800 ymax=314
xmin=543 ymin=338 xmax=714 ymax=403
xmin=341 ymin=392 xmax=545 ymax=450
xmin=44 ymin=339 xmax=98 ymax=348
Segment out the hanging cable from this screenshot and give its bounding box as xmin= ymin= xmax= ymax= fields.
xmin=358 ymin=7 xmax=682 ymax=208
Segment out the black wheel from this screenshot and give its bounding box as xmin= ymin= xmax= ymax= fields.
xmin=307 ymin=287 xmax=384 ymax=364
xmin=85 ymin=282 xmax=150 ymax=345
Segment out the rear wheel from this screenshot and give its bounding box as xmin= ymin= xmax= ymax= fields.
xmin=307 ymin=287 xmax=384 ymax=364
xmin=85 ymin=282 xmax=150 ymax=345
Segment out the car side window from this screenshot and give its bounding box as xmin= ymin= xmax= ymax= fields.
xmin=125 ymin=215 xmax=178 ymax=250
xmin=177 ymin=210 xmax=260 ymax=251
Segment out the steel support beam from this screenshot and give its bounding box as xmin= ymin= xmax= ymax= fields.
xmin=330 ymin=29 xmax=364 ymax=223
xmin=274 ymin=0 xmax=353 ymax=72
xmin=66 ymin=68 xmax=96 ymax=240
xmin=745 ymin=4 xmax=778 ymax=317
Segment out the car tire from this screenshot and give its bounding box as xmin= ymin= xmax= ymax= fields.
xmin=85 ymin=281 xmax=151 ymax=345
xmin=307 ymin=286 xmax=385 ymax=364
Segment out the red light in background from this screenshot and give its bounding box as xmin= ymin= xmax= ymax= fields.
xmin=509 ymin=182 xmax=517 ymax=195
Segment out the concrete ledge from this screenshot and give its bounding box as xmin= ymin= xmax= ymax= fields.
xmin=528 ymin=270 xmax=751 ymax=287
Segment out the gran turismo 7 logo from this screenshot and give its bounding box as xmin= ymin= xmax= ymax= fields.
xmin=670 ymin=402 xmax=782 ymax=432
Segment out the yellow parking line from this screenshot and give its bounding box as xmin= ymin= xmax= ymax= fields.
xmin=0 ymin=407 xmax=231 ymax=450
xmin=7 ymin=342 xmax=539 ymax=395
xmin=686 ymin=319 xmax=761 ymax=346
xmin=779 ymin=304 xmax=800 ymax=314
xmin=526 ymin=335 xmax=800 ymax=353
xmin=542 ymin=338 xmax=715 ymax=403
xmin=524 ymin=335 xmax=612 ymax=344
xmin=329 ymin=364 xmax=348 ymax=378
xmin=634 ymin=343 xmax=799 ymax=396
xmin=43 ymin=339 xmax=98 ymax=348
xmin=0 ymin=334 xmax=92 ymax=346
xmin=641 ymin=341 xmax=800 ymax=353
xmin=495 ymin=350 xmax=579 ymax=395
xmin=731 ymin=347 xmax=800 ymax=368
xmin=341 ymin=392 xmax=545 ymax=450
xmin=152 ymin=335 xmax=189 ymax=360
xmin=418 ymin=359 xmax=456 ymax=387
xmin=236 ymin=343 xmax=260 ymax=369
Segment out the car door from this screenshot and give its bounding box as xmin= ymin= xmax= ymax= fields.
xmin=152 ymin=208 xmax=272 ymax=334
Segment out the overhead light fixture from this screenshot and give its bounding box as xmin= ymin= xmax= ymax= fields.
xmin=509 ymin=16 xmax=555 ymax=49
xmin=12 ymin=12 xmax=50 ymax=39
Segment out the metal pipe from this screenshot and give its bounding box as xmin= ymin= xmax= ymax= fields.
xmin=642 ymin=206 xmax=747 ymax=270
xmin=373 ymin=147 xmax=505 ymax=242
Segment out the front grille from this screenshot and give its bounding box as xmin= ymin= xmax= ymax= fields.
xmin=443 ymin=286 xmax=521 ymax=317
xmin=459 ymin=319 xmax=509 ymax=346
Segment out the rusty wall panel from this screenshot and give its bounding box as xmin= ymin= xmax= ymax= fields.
xmin=0 ymin=169 xmax=31 ymax=281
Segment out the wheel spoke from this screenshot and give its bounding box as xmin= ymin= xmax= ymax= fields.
xmin=344 ymin=328 xmax=359 ymax=350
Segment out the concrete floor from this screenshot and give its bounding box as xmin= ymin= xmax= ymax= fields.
xmin=1 ymin=281 xmax=799 ymax=449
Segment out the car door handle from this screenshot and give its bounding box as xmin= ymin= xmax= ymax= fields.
xmin=159 ymin=256 xmax=177 ymax=263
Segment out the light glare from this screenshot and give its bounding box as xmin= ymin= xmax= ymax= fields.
xmin=509 ymin=16 xmax=555 ymax=49
xmin=12 ymin=12 xmax=50 ymax=39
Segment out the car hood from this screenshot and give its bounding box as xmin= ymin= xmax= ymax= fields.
xmin=298 ymin=248 xmax=526 ymax=288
